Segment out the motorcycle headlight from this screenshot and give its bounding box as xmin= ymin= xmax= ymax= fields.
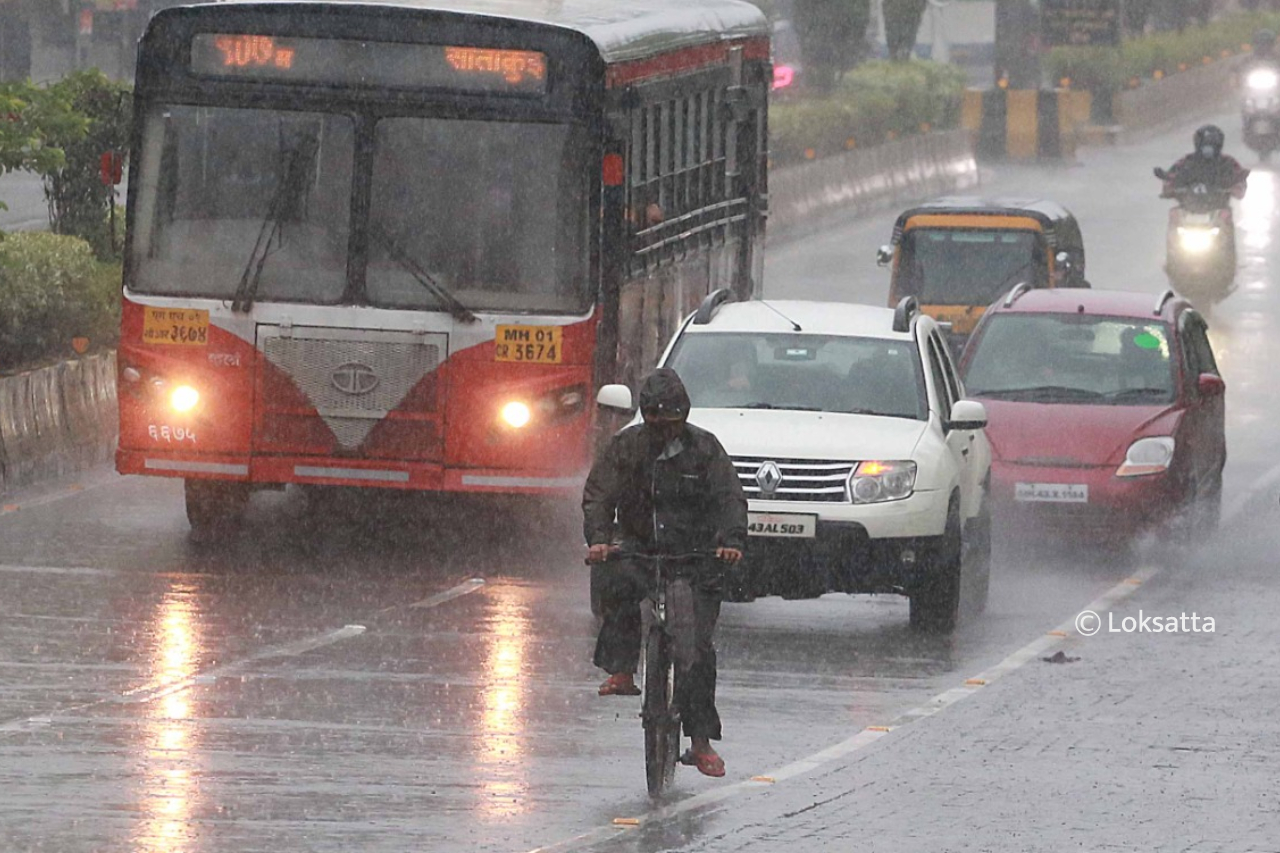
xmin=1116 ymin=437 xmax=1175 ymax=478
xmin=849 ymin=460 xmax=916 ymax=503
xmin=1248 ymin=67 xmax=1279 ymax=91
xmin=1176 ymin=226 xmax=1219 ymax=254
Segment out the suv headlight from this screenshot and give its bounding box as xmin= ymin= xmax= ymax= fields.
xmin=849 ymin=460 xmax=916 ymax=503
xmin=1116 ymin=437 xmax=1175 ymax=477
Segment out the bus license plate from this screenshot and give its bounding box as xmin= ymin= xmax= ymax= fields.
xmin=495 ymin=324 xmax=562 ymax=363
xmin=748 ymin=512 xmax=817 ymax=538
xmin=142 ymin=307 xmax=209 ymax=346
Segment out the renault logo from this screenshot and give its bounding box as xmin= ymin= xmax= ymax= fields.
xmin=755 ymin=461 xmax=783 ymax=495
xmin=331 ymin=362 xmax=380 ymax=395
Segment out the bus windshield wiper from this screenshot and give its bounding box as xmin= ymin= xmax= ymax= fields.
xmin=231 ymin=133 xmax=320 ymax=313
xmin=369 ymin=224 xmax=477 ymax=324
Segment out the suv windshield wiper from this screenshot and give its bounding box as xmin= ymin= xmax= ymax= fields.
xmin=369 ymin=223 xmax=477 ymax=324
xmin=843 ymin=407 xmax=918 ymax=419
xmin=975 ymin=385 xmax=1105 ymax=402
xmin=231 ymin=134 xmax=320 ymax=313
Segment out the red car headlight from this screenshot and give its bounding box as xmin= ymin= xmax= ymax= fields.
xmin=1116 ymin=437 xmax=1175 ymax=477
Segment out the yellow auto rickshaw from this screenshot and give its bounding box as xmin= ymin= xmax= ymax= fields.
xmin=879 ymin=197 xmax=1088 ymax=348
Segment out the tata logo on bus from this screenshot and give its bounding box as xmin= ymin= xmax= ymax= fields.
xmin=331 ymin=362 xmax=380 ymax=396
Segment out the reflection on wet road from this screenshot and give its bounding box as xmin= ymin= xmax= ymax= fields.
xmin=3 ymin=110 xmax=1280 ymax=852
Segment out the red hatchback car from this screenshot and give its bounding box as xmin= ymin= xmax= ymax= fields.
xmin=959 ymin=286 xmax=1225 ymax=543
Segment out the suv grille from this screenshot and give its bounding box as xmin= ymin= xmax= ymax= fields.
xmin=732 ymin=457 xmax=855 ymax=503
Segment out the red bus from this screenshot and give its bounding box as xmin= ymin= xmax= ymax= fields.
xmin=116 ymin=0 xmax=770 ymax=530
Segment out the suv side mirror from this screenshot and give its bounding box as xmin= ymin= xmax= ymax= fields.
xmin=596 ymin=384 xmax=634 ymax=412
xmin=876 ymin=245 xmax=893 ymax=267
xmin=948 ymin=399 xmax=988 ymax=431
xmin=1197 ymin=373 xmax=1226 ymax=397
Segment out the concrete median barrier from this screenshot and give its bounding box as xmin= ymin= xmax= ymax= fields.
xmin=768 ymin=129 xmax=978 ymax=240
xmin=0 ymin=352 xmax=117 ymax=495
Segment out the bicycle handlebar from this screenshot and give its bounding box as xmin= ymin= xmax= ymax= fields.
xmin=584 ymin=548 xmax=725 ymax=566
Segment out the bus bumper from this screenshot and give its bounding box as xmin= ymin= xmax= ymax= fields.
xmin=116 ymin=449 xmax=587 ymax=496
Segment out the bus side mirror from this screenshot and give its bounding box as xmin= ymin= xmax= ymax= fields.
xmin=876 ymin=245 xmax=893 ymax=267
xmin=596 ymin=384 xmax=634 ymax=412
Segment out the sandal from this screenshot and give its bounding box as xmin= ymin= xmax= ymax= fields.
xmin=598 ymin=673 xmax=641 ymax=696
xmin=681 ymin=748 xmax=726 ymax=778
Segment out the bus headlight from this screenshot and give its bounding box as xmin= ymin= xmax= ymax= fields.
xmin=170 ymin=385 xmax=201 ymax=413
xmin=501 ymin=401 xmax=532 ymax=428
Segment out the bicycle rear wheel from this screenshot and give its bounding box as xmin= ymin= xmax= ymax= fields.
xmin=642 ymin=625 xmax=680 ymax=797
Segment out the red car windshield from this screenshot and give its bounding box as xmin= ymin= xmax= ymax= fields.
xmin=963 ymin=314 xmax=1176 ymax=405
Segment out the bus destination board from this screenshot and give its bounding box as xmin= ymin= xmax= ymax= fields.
xmin=190 ymin=34 xmax=547 ymax=93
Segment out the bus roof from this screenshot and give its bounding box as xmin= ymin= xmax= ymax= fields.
xmin=183 ymin=0 xmax=771 ymax=65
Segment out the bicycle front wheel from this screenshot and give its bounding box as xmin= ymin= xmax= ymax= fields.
xmin=642 ymin=625 xmax=680 ymax=797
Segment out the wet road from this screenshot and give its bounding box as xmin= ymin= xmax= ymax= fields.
xmin=3 ymin=110 xmax=1278 ymax=852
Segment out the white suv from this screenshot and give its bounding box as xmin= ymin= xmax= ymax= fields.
xmin=597 ymin=292 xmax=993 ymax=633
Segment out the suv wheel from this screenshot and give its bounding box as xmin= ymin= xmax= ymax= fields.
xmin=910 ymin=499 xmax=962 ymax=634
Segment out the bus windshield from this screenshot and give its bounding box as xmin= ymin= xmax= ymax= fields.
xmin=367 ymin=117 xmax=587 ymax=313
xmin=130 ymin=105 xmax=353 ymax=303
xmin=129 ymin=105 xmax=590 ymax=313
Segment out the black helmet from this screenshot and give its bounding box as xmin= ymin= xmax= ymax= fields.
xmin=637 ymin=368 xmax=691 ymax=419
xmin=1255 ymin=28 xmax=1277 ymax=55
xmin=1194 ymin=125 xmax=1225 ymax=158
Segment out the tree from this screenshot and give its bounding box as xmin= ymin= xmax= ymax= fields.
xmin=883 ymin=0 xmax=928 ymax=61
xmin=793 ymin=0 xmax=873 ymax=92
xmin=34 ymin=72 xmax=132 ymax=260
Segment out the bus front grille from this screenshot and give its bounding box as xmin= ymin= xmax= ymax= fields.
xmin=257 ymin=326 xmax=446 ymax=451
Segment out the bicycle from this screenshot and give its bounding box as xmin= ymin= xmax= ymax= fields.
xmin=588 ymin=548 xmax=720 ymax=797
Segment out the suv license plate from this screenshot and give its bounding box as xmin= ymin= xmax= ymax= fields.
xmin=748 ymin=512 xmax=817 ymax=538
xmin=1015 ymin=482 xmax=1088 ymax=503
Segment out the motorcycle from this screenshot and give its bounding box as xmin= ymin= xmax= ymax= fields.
xmin=1242 ymin=64 xmax=1280 ymax=161
xmin=1153 ymin=168 xmax=1238 ymax=303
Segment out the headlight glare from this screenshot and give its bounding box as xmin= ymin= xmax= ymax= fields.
xmin=170 ymin=385 xmax=200 ymax=413
xmin=500 ymin=401 xmax=532 ymax=428
xmin=1176 ymin=226 xmax=1219 ymax=253
xmin=1248 ymin=67 xmax=1279 ymax=90
xmin=849 ymin=460 xmax=916 ymax=503
xmin=1117 ymin=436 xmax=1175 ymax=477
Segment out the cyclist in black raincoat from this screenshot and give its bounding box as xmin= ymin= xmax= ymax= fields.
xmin=583 ymin=368 xmax=747 ymax=777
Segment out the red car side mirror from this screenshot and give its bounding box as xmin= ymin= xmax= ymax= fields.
xmin=1197 ymin=373 xmax=1225 ymax=397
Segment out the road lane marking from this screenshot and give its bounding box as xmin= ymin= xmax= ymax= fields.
xmin=407 ymin=577 xmax=486 ymax=610
xmin=0 ymin=574 xmax=488 ymax=736
xmin=0 ymin=564 xmax=118 ymax=577
xmin=0 ymin=624 xmax=366 ymax=735
xmin=0 ymin=476 xmax=114 ymax=517
xmin=527 ymin=562 xmax=1164 ymax=853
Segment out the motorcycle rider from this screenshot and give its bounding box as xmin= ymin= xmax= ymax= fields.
xmin=583 ymin=368 xmax=747 ymax=778
xmin=1161 ymin=125 xmax=1249 ymax=200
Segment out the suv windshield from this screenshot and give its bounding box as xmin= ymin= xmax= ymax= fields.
xmin=667 ymin=333 xmax=927 ymax=420
xmin=899 ymin=228 xmax=1045 ymax=305
xmin=963 ymin=314 xmax=1176 ymax=404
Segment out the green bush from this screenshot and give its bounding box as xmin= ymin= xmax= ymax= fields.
xmin=0 ymin=232 xmax=121 ymax=373
xmin=770 ymin=59 xmax=966 ymax=164
xmin=1046 ymin=11 xmax=1280 ymax=98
